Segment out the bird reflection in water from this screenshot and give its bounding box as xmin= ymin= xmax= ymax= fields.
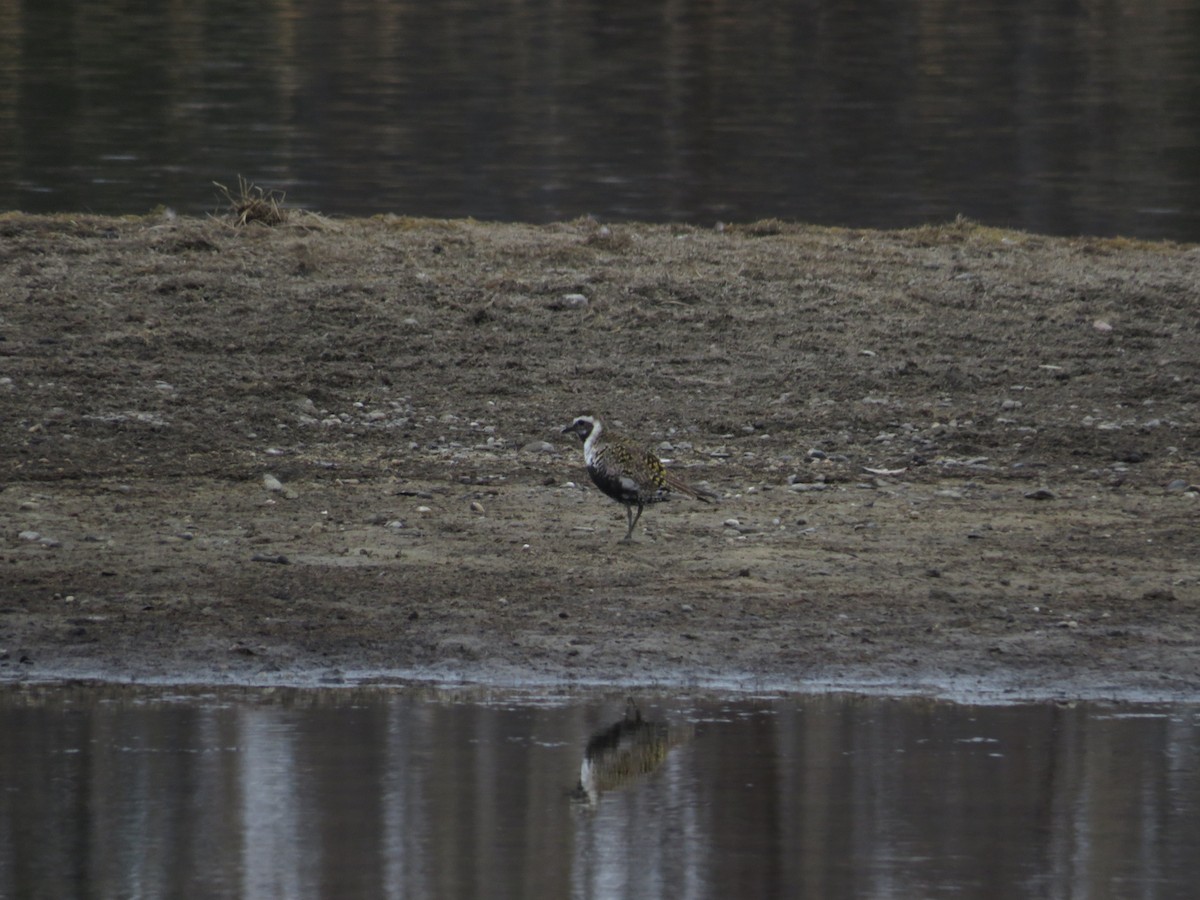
xmin=572 ymin=699 xmax=693 ymax=807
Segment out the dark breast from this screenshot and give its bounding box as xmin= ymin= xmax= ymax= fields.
xmin=587 ymin=461 xmax=640 ymax=504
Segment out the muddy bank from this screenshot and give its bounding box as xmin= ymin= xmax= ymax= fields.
xmin=1 ymin=212 xmax=1197 ymax=701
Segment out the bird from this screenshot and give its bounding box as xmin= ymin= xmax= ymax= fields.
xmin=561 ymin=414 xmax=714 ymax=541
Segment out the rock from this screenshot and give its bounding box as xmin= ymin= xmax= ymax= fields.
xmin=263 ymin=474 xmax=284 ymax=492
xmin=1024 ymin=488 xmax=1056 ymax=501
xmin=18 ymin=530 xmax=41 ymax=542
xmin=521 ymin=440 xmax=556 ymax=454
xmin=1142 ymin=589 xmax=1176 ymax=603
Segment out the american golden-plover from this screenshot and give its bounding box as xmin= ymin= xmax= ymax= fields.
xmin=562 ymin=414 xmax=714 ymax=541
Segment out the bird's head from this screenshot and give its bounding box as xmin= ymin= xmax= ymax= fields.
xmin=562 ymin=415 xmax=599 ymax=442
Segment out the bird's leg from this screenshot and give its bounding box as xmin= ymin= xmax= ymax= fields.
xmin=622 ymin=503 xmax=644 ymax=542
xmin=621 ymin=505 xmax=635 ymax=541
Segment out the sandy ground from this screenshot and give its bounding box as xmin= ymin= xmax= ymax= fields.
xmin=1 ymin=211 xmax=1197 ymax=702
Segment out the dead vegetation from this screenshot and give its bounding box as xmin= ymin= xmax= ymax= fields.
xmin=213 ymin=176 xmax=288 ymax=227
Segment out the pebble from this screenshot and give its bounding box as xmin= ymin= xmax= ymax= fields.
xmin=470 ymin=501 xmax=484 ymax=513
xmin=1165 ymin=479 xmax=1192 ymax=493
xmin=18 ymin=530 xmax=41 ymax=542
xmin=1024 ymin=488 xmax=1056 ymax=501
xmin=560 ymin=293 xmax=589 ymax=308
xmin=521 ymin=440 xmax=556 ymax=454
xmin=263 ymin=474 xmax=284 ymax=492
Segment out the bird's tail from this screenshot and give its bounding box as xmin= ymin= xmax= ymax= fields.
xmin=665 ymin=471 xmax=718 ymax=503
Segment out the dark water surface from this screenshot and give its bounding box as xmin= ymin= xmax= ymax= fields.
xmin=2 ymin=1 xmax=1198 ymax=240
xmin=2 ymin=686 xmax=1198 ymax=899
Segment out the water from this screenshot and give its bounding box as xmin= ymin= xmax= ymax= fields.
xmin=1 ymin=0 xmax=1198 ymax=240
xmin=2 ymin=686 xmax=1198 ymax=899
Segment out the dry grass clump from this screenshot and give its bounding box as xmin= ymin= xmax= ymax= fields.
xmin=213 ymin=176 xmax=288 ymax=226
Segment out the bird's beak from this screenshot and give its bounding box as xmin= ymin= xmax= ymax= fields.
xmin=561 ymin=424 xmax=573 ymax=434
